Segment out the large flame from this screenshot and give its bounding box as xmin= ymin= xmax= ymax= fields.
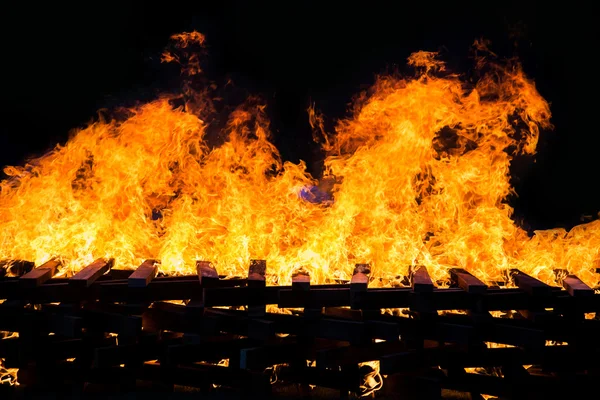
xmin=0 ymin=32 xmax=598 ymax=286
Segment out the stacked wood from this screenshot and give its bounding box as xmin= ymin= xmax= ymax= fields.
xmin=0 ymin=259 xmax=599 ymax=399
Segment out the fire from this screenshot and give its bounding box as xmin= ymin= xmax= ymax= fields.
xmin=0 ymin=32 xmax=598 ymax=286
xmin=1 ymin=331 xmax=18 ymax=386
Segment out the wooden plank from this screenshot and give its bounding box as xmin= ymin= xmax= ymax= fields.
xmin=12 ymin=308 xmax=83 ymax=338
xmin=432 ymin=312 xmax=545 ymax=348
xmin=82 ymin=303 xmax=142 ymax=336
xmin=291 ymin=270 xmax=311 ymax=291
xmin=19 ymin=258 xmax=62 ymax=288
xmin=69 ymin=258 xmax=114 ymax=288
xmin=94 ymin=334 xmax=181 ymax=368
xmin=239 ymin=339 xmax=302 ymax=369
xmin=196 ymin=260 xmax=219 ymax=286
xmin=166 ymin=337 xmax=256 ymax=367
xmin=128 ymin=259 xmax=159 ymax=287
xmin=248 ymin=259 xmax=266 ymax=317
xmin=278 ymin=287 xmax=350 ymax=308
xmin=16 ymin=279 xmax=202 ymax=303
xmin=450 ymin=268 xmax=487 ymax=294
xmin=142 ymin=302 xmax=214 ymax=334
xmin=323 ymin=307 xmax=362 ymax=320
xmin=509 ymin=269 xmax=551 ymax=296
xmin=188 ymin=262 xmax=214 ymax=309
xmin=350 ymin=264 xmax=370 ymax=315
xmin=276 ymin=365 xmax=360 ymax=392
xmin=351 ymin=264 xmax=370 ymax=289
xmin=316 ymin=339 xmax=406 ymax=369
xmin=409 ymin=265 xmax=436 ymax=315
xmin=138 ymin=363 xmax=272 ymax=393
xmin=562 ymin=274 xmax=594 ymax=297
xmin=248 ymin=259 xmax=266 ymax=282
xmin=410 ymin=265 xmax=434 ymax=293
xmin=354 ymin=287 xmax=411 ymax=309
xmin=23 ymin=361 xmax=272 ymax=394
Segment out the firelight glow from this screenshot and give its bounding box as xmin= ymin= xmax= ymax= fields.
xmin=0 ymin=32 xmax=598 ymax=287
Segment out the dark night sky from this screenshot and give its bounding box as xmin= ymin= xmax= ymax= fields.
xmin=2 ymin=1 xmax=599 ymax=232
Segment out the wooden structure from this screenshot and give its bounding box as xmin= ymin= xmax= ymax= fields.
xmin=1 ymin=259 xmax=599 ymax=399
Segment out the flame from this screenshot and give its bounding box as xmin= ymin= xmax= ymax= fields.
xmin=0 ymin=32 xmax=598 ymax=286
xmin=1 ymin=331 xmax=18 ymax=385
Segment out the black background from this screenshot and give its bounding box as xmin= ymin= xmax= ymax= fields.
xmin=2 ymin=1 xmax=598 ymax=231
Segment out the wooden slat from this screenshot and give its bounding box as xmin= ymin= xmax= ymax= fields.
xmin=278 ymin=287 xmax=350 ymax=308
xmin=128 ymin=259 xmax=159 ymax=288
xmin=189 ymin=262 xmax=217 ymax=311
xmin=350 ymin=264 xmax=370 ymax=290
xmin=323 ymin=307 xmax=362 ymax=320
xmin=553 ymin=268 xmax=594 ymax=297
xmin=69 ymin=258 xmax=114 ymax=288
xmin=196 ymin=260 xmax=219 ymax=287
xmin=82 ymin=306 xmax=142 ymax=336
xmin=509 ymin=269 xmax=551 ymax=296
xmin=20 ymin=258 xmax=61 ymax=288
xmin=240 ymin=339 xmax=300 ymax=370
xmin=292 ymin=270 xmax=310 ymax=291
xmin=166 ymin=337 xmax=256 ymax=367
xmin=410 ymin=265 xmax=434 ymax=293
xmin=316 ymin=340 xmax=406 ymax=369
xmin=248 ymin=259 xmax=267 ymax=317
xmin=450 ymin=268 xmax=487 ymax=294
xmin=248 ymin=259 xmax=266 ymax=282
xmin=562 ymin=274 xmax=594 ymax=297
xmin=350 ymin=264 xmax=370 ymax=315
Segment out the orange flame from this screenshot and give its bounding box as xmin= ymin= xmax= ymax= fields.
xmin=0 ymin=32 xmax=598 ymax=286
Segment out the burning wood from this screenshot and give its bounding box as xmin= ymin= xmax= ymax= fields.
xmin=19 ymin=258 xmax=62 ymax=288
xmin=0 ymin=260 xmax=599 ymax=397
xmin=128 ymin=259 xmax=159 ymax=288
xmin=69 ymin=258 xmax=114 ymax=288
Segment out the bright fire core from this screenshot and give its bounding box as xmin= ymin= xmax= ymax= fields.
xmin=0 ymin=33 xmax=598 ymax=287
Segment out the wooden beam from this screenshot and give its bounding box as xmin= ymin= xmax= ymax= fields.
xmin=20 ymin=258 xmax=62 ymax=288
xmin=509 ymin=269 xmax=551 ymax=296
xmin=561 ymin=274 xmax=594 ymax=297
xmin=410 ymin=265 xmax=434 ymax=293
xmin=69 ymin=258 xmax=114 ymax=288
xmin=166 ymin=337 xmax=257 ymax=367
xmin=127 ymin=260 xmax=159 ymax=287
xmin=450 ymin=268 xmax=487 ymax=294
xmin=248 ymin=259 xmax=267 ymax=317
xmin=350 ymin=264 xmax=370 ymax=316
xmin=291 ymin=270 xmax=311 ymax=291
xmin=248 ymin=259 xmax=266 ymax=282
xmin=187 ymin=262 xmax=212 ymax=312
xmin=323 ymin=307 xmax=362 ymax=320
xmin=276 ymin=364 xmax=360 ymax=392
xmin=351 ymin=264 xmax=370 ymax=290
xmin=196 ymin=260 xmax=219 ymax=287
xmin=316 ymin=340 xmax=406 ymax=369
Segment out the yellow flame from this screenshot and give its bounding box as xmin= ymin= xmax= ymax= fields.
xmin=0 ymin=32 xmax=598 ymax=286
xmin=0 ymin=331 xmax=18 ymax=385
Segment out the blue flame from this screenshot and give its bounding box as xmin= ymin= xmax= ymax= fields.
xmin=299 ymin=185 xmax=333 ymax=204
